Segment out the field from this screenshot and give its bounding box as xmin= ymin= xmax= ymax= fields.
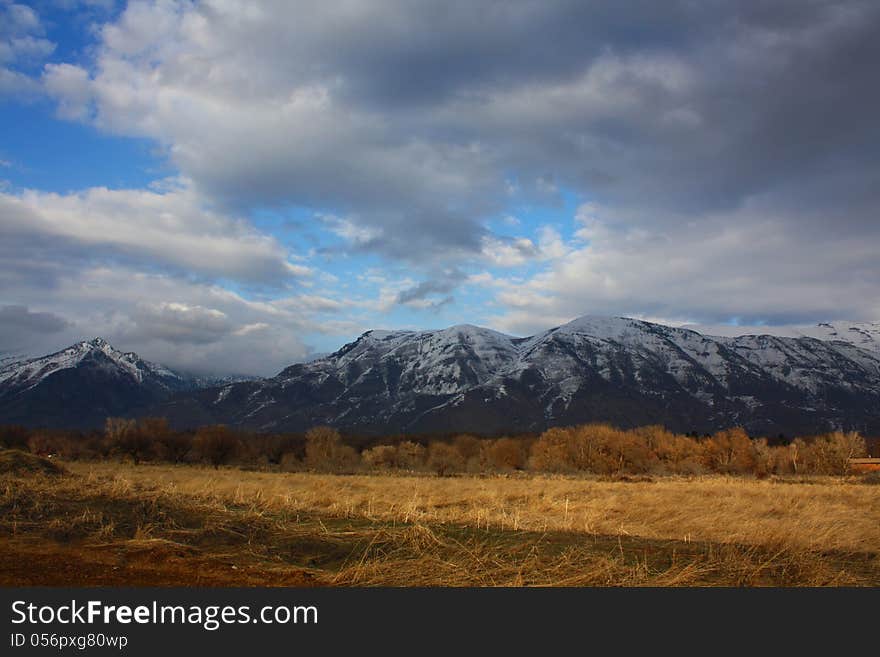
xmin=1 ymin=452 xmax=879 ymax=586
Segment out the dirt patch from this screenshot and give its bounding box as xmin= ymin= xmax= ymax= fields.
xmin=0 ymin=536 xmax=321 ymax=587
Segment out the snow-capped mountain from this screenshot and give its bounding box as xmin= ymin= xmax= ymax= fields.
xmin=158 ymin=316 xmax=880 ymax=436
xmin=786 ymin=321 xmax=880 ymax=355
xmin=0 ymin=338 xmax=254 ymax=428
xmin=689 ymin=320 xmax=880 ymax=354
xmin=0 ymin=338 xmax=183 ymax=390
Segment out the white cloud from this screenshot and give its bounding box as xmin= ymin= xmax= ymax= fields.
xmin=0 ymin=262 xmax=365 ymax=375
xmin=486 ymin=201 xmax=880 ymax=336
xmin=43 ymin=63 xmax=92 ymax=119
xmin=480 ymin=235 xmax=537 ymax=267
xmin=479 ymin=226 xmax=569 ymax=268
xmin=0 ymin=35 xmax=54 ymax=64
xmin=320 ymin=214 xmax=382 ymax=247
xmin=536 ymin=225 xmax=569 ymax=260
xmin=0 ymin=180 xmax=306 ymax=285
xmin=232 ymin=322 xmax=269 ymax=337
xmin=277 ymin=294 xmax=347 ymax=313
xmin=0 ymin=2 xmax=55 ymax=98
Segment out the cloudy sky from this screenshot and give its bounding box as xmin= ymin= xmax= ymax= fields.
xmin=1 ymin=0 xmax=878 ymax=375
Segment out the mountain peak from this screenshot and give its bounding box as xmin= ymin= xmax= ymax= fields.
xmin=555 ymin=315 xmax=647 ymax=336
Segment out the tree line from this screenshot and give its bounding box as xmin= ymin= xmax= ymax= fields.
xmin=0 ymin=419 xmax=874 ymax=477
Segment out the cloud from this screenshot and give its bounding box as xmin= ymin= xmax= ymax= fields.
xmin=397 ymin=270 xmax=466 ymax=307
xmin=4 ymin=0 xmax=878 ymax=367
xmin=0 ymin=305 xmax=71 ymax=352
xmin=0 ymin=1 xmax=55 ymax=98
xmin=480 ymin=236 xmax=539 ymax=268
xmin=484 ymin=199 xmax=880 ymax=336
xmin=43 ymin=63 xmax=92 ymax=119
xmin=130 ymin=302 xmax=232 ymax=345
xmin=39 ymin=1 xmax=878 ymax=278
xmin=277 ymin=295 xmax=346 ymax=313
xmin=0 ymin=180 xmax=307 ymax=285
xmin=0 ymin=175 xmax=357 ymax=374
xmin=320 ymin=214 xmax=383 ymax=249
xmin=479 ymin=226 xmax=569 ymax=267
xmin=0 ymin=263 xmax=325 ymax=375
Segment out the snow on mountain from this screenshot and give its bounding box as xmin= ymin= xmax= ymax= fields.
xmin=0 ymin=337 xmax=184 ymax=392
xmin=0 ymin=338 xmax=258 ymax=428
xmin=184 ymin=372 xmax=263 ymax=388
xmin=160 ymin=315 xmax=880 ymax=436
xmin=687 ymin=320 xmax=880 ymax=354
xmin=789 ymin=321 xmax=880 ymax=354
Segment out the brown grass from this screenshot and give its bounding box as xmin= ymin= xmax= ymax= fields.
xmin=1 ymin=457 xmax=878 ymax=586
xmin=0 ymin=449 xmax=66 ymax=476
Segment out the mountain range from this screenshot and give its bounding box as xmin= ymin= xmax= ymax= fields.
xmin=2 ymin=317 xmax=880 ymax=435
xmin=0 ymin=338 xmax=256 ymax=429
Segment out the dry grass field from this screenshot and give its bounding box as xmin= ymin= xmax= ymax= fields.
xmin=1 ymin=452 xmax=878 ymax=586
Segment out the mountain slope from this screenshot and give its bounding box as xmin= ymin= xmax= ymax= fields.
xmin=158 ymin=317 xmax=880 ymax=436
xmin=690 ymin=320 xmax=880 ymax=355
xmin=0 ymin=338 xmax=253 ymax=429
xmin=787 ymin=321 xmax=880 ymax=355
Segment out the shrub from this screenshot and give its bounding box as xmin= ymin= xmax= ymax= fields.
xmin=27 ymin=430 xmax=63 ymax=457
xmin=395 ymin=441 xmax=426 ymax=470
xmin=304 ymin=426 xmax=359 ymax=472
xmin=279 ymin=451 xmax=301 ymax=472
xmin=598 ymin=427 xmax=655 ymax=474
xmin=802 ymin=431 xmax=866 ymax=475
xmin=0 ymin=425 xmax=31 ymax=451
xmin=453 ymin=434 xmax=481 ymax=459
xmin=427 ymin=442 xmax=464 ymax=476
xmin=529 ymin=427 xmax=576 ymax=472
xmin=362 ymin=445 xmax=399 ymax=470
xmin=703 ymin=428 xmax=754 ymax=474
xmin=651 ymin=430 xmax=705 ymax=474
xmin=750 ymin=438 xmax=774 ymax=477
xmin=193 ymin=425 xmax=240 ymax=469
xmin=569 ymin=424 xmax=625 ymax=474
xmin=156 ymin=431 xmax=193 ymax=464
xmin=105 ymin=417 xmax=154 ymax=465
xmin=486 ymin=437 xmax=527 ymax=471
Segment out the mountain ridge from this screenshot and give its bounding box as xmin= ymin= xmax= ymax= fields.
xmin=156 ymin=316 xmax=880 ymax=436
xmin=3 ymin=317 xmax=880 ymax=434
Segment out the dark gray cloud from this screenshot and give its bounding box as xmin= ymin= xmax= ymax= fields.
xmin=0 ymin=304 xmax=71 ymax=353
xmin=128 ymin=302 xmax=233 ymax=345
xmin=0 ymin=304 xmax=69 ymax=334
xmin=397 ymin=270 xmax=467 ymax=306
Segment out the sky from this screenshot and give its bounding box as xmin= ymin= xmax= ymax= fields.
xmin=1 ymin=0 xmax=879 ymax=376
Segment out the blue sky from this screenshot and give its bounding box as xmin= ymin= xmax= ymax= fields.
xmin=2 ymin=1 xmax=879 ymax=375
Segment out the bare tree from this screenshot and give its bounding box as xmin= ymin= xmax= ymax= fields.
xmin=194 ymin=425 xmax=240 ymax=469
